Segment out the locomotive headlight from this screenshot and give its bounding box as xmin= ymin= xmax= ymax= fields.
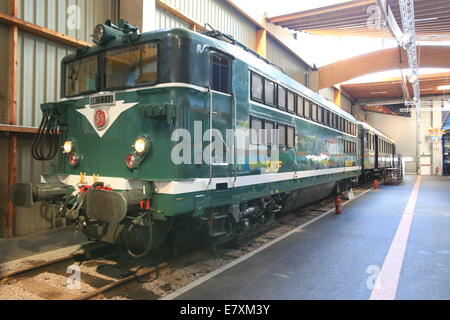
xmin=133 ymin=137 xmax=150 ymax=154
xmin=91 ymin=23 xmax=123 ymax=45
xmin=63 ymin=140 xmax=74 ymax=154
xmin=91 ymin=24 xmax=105 ymax=44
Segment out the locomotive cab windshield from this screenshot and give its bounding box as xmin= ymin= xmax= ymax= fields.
xmin=64 ymin=42 xmax=159 ymax=97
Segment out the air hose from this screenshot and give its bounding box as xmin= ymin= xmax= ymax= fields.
xmin=125 ymin=213 xmax=154 ymax=259
xmin=32 ymin=112 xmax=60 ymax=161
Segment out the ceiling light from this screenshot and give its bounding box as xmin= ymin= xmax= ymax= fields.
xmin=415 ymin=17 xmax=438 ymax=23
xmin=437 ymin=85 xmax=450 ymax=91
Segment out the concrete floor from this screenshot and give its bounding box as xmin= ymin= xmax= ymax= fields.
xmin=175 ymin=176 xmax=450 ymax=300
xmin=0 ymin=226 xmax=88 ymax=265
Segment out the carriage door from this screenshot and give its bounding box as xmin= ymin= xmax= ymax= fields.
xmin=207 ymin=51 xmax=233 ymax=181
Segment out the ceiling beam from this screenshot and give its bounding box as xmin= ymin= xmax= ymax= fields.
xmin=269 ymin=0 xmax=375 ymax=23
xmin=319 ymin=45 xmax=450 ymax=89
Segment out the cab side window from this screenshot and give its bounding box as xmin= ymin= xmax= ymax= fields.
xmin=212 ymin=54 xmax=229 ymax=93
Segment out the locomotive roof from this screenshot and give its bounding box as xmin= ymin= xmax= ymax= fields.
xmin=184 ymin=29 xmax=358 ymax=123
xmin=67 ymin=27 xmax=357 ymax=123
xmin=358 ymin=121 xmax=396 ymax=144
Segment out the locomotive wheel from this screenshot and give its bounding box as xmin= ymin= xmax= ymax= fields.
xmin=124 ymin=215 xmax=170 ymax=258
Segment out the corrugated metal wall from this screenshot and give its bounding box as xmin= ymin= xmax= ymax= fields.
xmin=156 ymin=5 xmax=190 ymax=29
xmin=17 ymin=33 xmax=74 ymax=127
xmin=266 ymin=35 xmax=310 ymax=86
xmin=0 ymin=25 xmax=9 ymax=124
xmin=0 ymin=1 xmax=118 ymax=238
xmin=157 ymin=0 xmax=257 ymax=49
xmin=17 ymin=0 xmax=118 ymax=43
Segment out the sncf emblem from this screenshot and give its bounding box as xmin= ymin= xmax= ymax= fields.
xmin=94 ymin=109 xmax=108 ymax=130
xmin=77 ymin=100 xmax=138 ymax=138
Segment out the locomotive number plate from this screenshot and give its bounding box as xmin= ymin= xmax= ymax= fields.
xmin=89 ymin=93 xmax=115 ymax=108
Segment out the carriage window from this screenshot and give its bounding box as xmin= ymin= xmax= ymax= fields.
xmin=278 ymin=86 xmax=286 ymax=110
xmin=105 ymin=43 xmax=158 ymax=90
xmin=304 ymin=100 xmax=311 ymax=119
xmin=264 ymin=79 xmax=275 ymax=106
xmin=297 ymin=96 xmax=304 ymax=116
xmin=265 ymin=121 xmax=275 ymax=146
xmin=250 ymin=117 xmax=263 ymax=145
xmin=311 ymin=104 xmax=317 ymax=121
xmin=323 ymin=109 xmax=329 ymax=126
xmin=278 ymin=124 xmax=286 ymax=147
xmin=287 ymin=91 xmax=295 ymax=113
xmin=287 ymin=126 xmax=295 ymax=149
xmin=251 ymin=72 xmax=263 ymax=102
xmin=317 ymin=106 xmax=323 ymax=123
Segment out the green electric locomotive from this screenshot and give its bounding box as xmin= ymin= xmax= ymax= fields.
xmin=13 ymin=20 xmax=363 ymax=257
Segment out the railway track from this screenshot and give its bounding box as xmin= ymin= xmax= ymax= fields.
xmin=0 ymin=184 xmax=372 ymax=300
xmin=0 ymin=242 xmax=209 ymax=300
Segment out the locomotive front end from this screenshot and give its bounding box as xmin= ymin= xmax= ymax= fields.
xmin=11 ymin=21 xmax=177 ymax=257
